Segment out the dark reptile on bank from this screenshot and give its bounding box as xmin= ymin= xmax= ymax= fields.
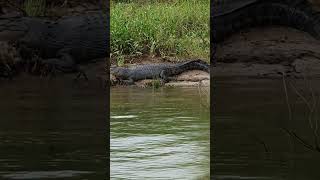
xmin=0 ymin=11 xmax=108 ymax=74
xmin=111 ymin=59 xmax=210 ymax=85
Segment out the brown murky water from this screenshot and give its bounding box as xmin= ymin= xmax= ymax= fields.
xmin=111 ymin=87 xmax=210 ymax=180
xmin=213 ymin=77 xmax=320 ymax=180
xmin=0 ymin=76 xmax=106 ymax=179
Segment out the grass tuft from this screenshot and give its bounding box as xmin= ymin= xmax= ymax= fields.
xmin=24 ymin=0 xmax=46 ymax=17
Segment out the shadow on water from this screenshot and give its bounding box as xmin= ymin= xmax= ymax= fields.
xmin=0 ymin=76 xmax=106 ymax=179
xmin=213 ymin=77 xmax=320 ymax=180
xmin=111 ymin=87 xmax=210 ymax=180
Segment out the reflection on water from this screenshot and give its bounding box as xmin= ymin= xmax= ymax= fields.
xmin=213 ymin=77 xmax=320 ymax=180
xmin=111 ymin=87 xmax=210 ymax=179
xmin=0 ymin=77 xmax=106 ymax=179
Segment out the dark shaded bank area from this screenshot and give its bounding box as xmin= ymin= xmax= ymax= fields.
xmin=0 ymin=0 xmax=108 ymax=82
xmin=213 ymin=26 xmax=320 ymax=79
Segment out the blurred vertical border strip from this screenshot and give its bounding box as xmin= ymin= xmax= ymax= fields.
xmin=210 ymin=0 xmax=215 ymax=179
xmin=105 ymin=0 xmax=111 ymax=179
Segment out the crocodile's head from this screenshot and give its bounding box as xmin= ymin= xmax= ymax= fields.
xmin=0 ymin=17 xmax=30 ymax=42
xmin=110 ymin=66 xmax=130 ymax=80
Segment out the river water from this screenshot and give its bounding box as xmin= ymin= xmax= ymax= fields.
xmin=0 ymin=76 xmax=107 ymax=179
xmin=111 ymin=87 xmax=210 ymax=179
xmin=213 ymin=77 xmax=320 ymax=180
xmin=3 ymin=75 xmax=319 ymax=179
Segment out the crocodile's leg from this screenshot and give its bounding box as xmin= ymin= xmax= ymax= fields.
xmin=159 ymin=70 xmax=174 ymax=83
xmin=118 ymin=78 xmax=134 ymax=85
xmin=41 ymin=50 xmax=87 ymax=80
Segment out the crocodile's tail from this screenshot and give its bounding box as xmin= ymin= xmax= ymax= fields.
xmin=166 ymin=60 xmax=210 ymax=76
xmin=213 ymin=0 xmax=320 ymax=42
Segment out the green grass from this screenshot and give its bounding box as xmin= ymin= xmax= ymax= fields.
xmin=24 ymin=0 xmax=46 ymax=17
xmin=111 ymin=0 xmax=210 ymax=62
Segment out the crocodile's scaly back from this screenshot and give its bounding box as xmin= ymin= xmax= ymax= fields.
xmin=0 ymin=17 xmax=46 ymax=42
xmin=1 ymin=12 xmax=108 ymax=61
xmin=111 ymin=60 xmax=210 ymax=83
xmin=48 ymin=12 xmax=108 ymax=62
xmin=0 ymin=11 xmax=108 ymax=76
xmin=213 ymin=0 xmax=320 ymax=42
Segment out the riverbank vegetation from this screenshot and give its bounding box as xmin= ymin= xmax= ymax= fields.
xmin=1 ymin=0 xmax=106 ymax=17
xmin=111 ymin=0 xmax=210 ymax=64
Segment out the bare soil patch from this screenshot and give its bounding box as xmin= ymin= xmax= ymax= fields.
xmin=214 ymin=26 xmax=320 ymax=78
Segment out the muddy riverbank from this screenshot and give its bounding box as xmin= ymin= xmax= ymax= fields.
xmin=112 ymin=25 xmax=320 ymax=87
xmin=214 ymin=26 xmax=320 ymax=78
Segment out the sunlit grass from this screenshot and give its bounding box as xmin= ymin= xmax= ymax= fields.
xmin=111 ymin=0 xmax=210 ymax=62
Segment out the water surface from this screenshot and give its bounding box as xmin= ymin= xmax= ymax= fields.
xmin=111 ymin=87 xmax=210 ymax=179
xmin=0 ymin=76 xmax=106 ymax=179
xmin=213 ymin=77 xmax=320 ymax=180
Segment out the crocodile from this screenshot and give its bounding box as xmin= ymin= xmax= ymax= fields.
xmin=111 ymin=59 xmax=210 ymax=85
xmin=212 ymin=0 xmax=320 ymax=63
xmin=0 ymin=11 xmax=108 ymax=77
